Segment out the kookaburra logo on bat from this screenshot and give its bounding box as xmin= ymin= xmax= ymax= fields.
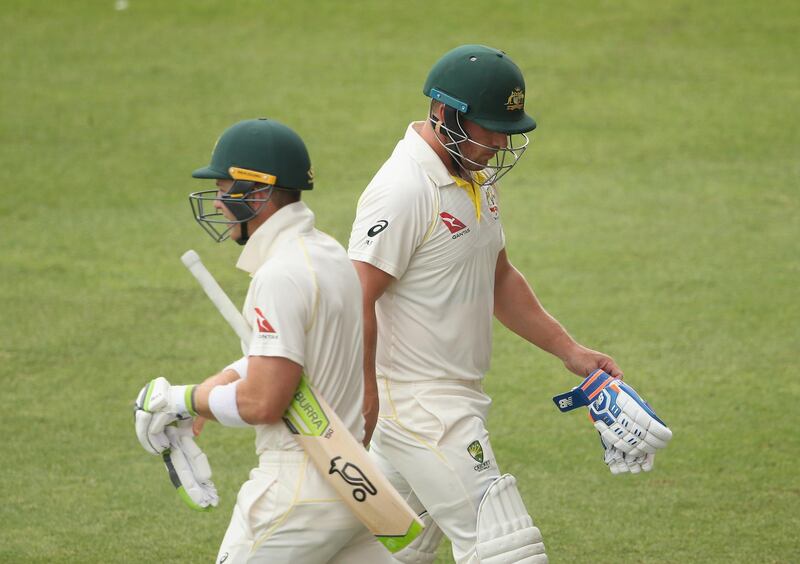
xmin=328 ymin=456 xmax=378 ymax=502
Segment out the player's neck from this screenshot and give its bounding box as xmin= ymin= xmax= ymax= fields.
xmin=418 ymin=120 xmax=459 ymax=176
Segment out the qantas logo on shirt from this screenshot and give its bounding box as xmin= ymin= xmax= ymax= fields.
xmin=254 ymin=307 xmax=277 ymax=334
xmin=440 ymin=212 xmax=471 ymax=239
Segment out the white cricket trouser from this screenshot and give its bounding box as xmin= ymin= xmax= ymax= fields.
xmin=216 ymin=451 xmax=392 ymax=563
xmin=371 ymin=377 xmax=503 ymax=563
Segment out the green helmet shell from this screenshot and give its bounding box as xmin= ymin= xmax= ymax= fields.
xmin=192 ymin=118 xmax=314 ymax=190
xmin=423 ymin=45 xmax=537 ymax=134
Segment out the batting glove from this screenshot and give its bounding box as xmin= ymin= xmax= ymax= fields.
xmin=553 ymin=370 xmax=672 ymax=471
xmin=600 ymin=435 xmax=656 ymax=475
xmin=163 ymin=419 xmax=218 ymax=510
xmin=134 ymin=377 xmax=198 ymax=455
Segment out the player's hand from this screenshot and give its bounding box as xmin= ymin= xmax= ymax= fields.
xmin=163 ymin=418 xmax=219 ymax=510
xmin=562 ymin=345 xmax=623 ymax=380
xmin=192 ymin=416 xmax=208 ymax=437
xmin=362 ymin=390 xmax=379 ymax=447
xmin=134 ymin=377 xmax=197 ymax=454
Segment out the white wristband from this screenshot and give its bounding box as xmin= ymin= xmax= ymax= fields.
xmin=208 ymin=380 xmax=250 ymax=427
xmin=223 ymin=357 xmax=248 ymax=379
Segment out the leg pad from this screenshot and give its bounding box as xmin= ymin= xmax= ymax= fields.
xmin=476 ymin=474 xmax=547 ymax=563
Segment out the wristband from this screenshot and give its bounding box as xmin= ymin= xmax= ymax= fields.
xmin=223 ymin=357 xmax=249 ymax=379
xmin=168 ymin=385 xmax=198 ymax=417
xmin=208 ymin=380 xmax=250 ymax=427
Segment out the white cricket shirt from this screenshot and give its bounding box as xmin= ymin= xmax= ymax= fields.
xmin=348 ymin=122 xmax=505 ymax=382
xmin=237 ymin=201 xmax=365 ymax=453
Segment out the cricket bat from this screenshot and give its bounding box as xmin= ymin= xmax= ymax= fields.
xmin=180 ymin=250 xmax=423 ymax=553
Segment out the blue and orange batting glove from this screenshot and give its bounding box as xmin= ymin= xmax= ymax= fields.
xmin=553 ymin=370 xmax=673 ymax=473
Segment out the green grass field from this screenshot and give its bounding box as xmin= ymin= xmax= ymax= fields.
xmin=1 ymin=1 xmax=798 ymax=562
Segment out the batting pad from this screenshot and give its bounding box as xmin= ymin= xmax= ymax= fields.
xmin=476 ymin=474 xmax=548 ymax=563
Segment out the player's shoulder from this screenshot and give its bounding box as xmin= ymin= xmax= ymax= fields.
xmin=304 ymin=228 xmax=351 ymax=265
xmin=251 ymin=245 xmax=310 ymax=292
xmin=359 ymin=151 xmax=434 ymax=212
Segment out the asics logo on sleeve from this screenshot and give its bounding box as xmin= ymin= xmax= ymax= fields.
xmin=367 ymin=220 xmax=389 ymax=237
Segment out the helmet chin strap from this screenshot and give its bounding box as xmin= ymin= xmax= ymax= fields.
xmin=234 ymin=221 xmax=249 ymax=246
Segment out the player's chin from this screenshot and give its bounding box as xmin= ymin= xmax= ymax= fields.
xmin=476 ymin=153 xmax=498 ymax=167
xmin=463 ymin=159 xmax=489 ymax=171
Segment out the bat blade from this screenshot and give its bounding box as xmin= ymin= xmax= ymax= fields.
xmin=285 ymin=376 xmax=423 ymax=544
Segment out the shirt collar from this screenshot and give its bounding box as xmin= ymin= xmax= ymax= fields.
xmin=403 ymin=122 xmax=489 ymax=219
xmin=236 ymin=201 xmax=315 ymax=275
xmin=403 ymin=122 xmax=455 ymax=188
xmin=450 ymin=171 xmax=488 ymax=220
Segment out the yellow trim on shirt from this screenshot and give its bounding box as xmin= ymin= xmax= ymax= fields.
xmin=450 ymin=171 xmax=487 ymax=220
xmin=298 ymin=236 xmax=319 ymax=333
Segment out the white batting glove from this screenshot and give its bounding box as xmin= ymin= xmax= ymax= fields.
xmin=134 ymin=377 xmax=198 ymax=454
xmin=554 ymin=370 xmax=672 ymax=473
xmin=162 ymin=419 xmax=218 ymax=510
xmin=601 ymin=436 xmax=656 ymax=475
xmin=588 ymin=376 xmax=672 ymax=456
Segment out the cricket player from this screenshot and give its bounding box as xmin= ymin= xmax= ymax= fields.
xmin=135 ymin=118 xmax=392 ymax=563
xmin=348 ymin=45 xmax=624 ymax=563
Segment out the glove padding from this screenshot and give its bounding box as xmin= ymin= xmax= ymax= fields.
xmin=601 ymin=436 xmax=656 ymax=475
xmin=134 ymin=377 xmax=196 ymax=455
xmin=553 ymin=370 xmax=672 ymax=473
xmin=162 ymin=419 xmax=218 ymax=510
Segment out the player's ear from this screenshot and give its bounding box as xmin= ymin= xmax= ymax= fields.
xmin=437 ymin=101 xmax=447 ymax=121
xmin=429 ymin=101 xmax=445 ymax=132
xmin=250 ymin=185 xmax=274 ymax=202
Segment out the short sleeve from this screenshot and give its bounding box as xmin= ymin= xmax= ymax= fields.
xmin=348 ymin=170 xmax=434 ymax=279
xmin=246 ymin=267 xmax=311 ymax=366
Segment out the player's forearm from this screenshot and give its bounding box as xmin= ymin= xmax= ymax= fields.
xmin=363 ymin=302 xmax=378 ymax=386
xmin=494 ymin=265 xmax=578 ymax=361
xmin=185 ymin=366 xmax=243 ymax=421
xmin=351 ymin=260 xmax=391 ymax=441
xmin=191 ymin=380 xmax=266 ymax=424
xmin=360 ymin=290 xmax=381 ymax=445
xmin=192 ymin=357 xmax=301 ymax=425
xmin=193 ymin=378 xmax=291 ymax=425
xmin=200 ymin=368 xmax=241 ymax=388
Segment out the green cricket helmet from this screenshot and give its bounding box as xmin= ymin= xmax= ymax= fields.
xmin=423 ymin=44 xmax=536 ymax=134
xmin=189 ymin=118 xmax=314 ymax=244
xmin=423 ymin=45 xmax=536 ymax=183
xmin=192 ymin=118 xmax=314 ymax=189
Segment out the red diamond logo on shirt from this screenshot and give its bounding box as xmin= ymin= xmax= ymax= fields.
xmin=440 ymin=212 xmax=467 ymax=234
xmin=254 ymin=307 xmax=276 ymax=333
